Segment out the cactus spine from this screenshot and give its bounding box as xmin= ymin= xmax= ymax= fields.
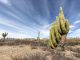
xmin=50 ymin=7 xmax=69 ymax=49
xmin=2 ymin=32 xmax=8 ymax=42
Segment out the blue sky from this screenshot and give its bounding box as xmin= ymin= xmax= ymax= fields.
xmin=0 ymin=0 xmax=80 ymax=38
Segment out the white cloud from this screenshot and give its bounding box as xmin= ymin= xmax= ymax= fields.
xmin=41 ymin=24 xmax=50 ymax=30
xmin=69 ymin=25 xmax=75 ymax=29
xmin=0 ymin=17 xmax=22 ymax=30
xmin=74 ymin=20 xmax=80 ymax=24
xmin=40 ymin=29 xmax=49 ymax=37
xmin=68 ymin=29 xmax=80 ymax=38
xmin=7 ymin=33 xmax=31 ymax=38
xmin=39 ymin=24 xmax=50 ymax=38
xmin=0 ymin=0 xmax=11 ymax=5
xmin=0 ymin=17 xmax=37 ymax=32
xmin=0 ymin=17 xmax=38 ymax=38
xmin=5 ymin=10 xmax=23 ymax=22
xmin=68 ymin=30 xmax=73 ymax=34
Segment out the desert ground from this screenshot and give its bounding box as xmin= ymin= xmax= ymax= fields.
xmin=0 ymin=45 xmax=80 ymax=60
xmin=0 ymin=38 xmax=80 ymax=60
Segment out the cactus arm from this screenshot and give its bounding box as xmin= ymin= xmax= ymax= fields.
xmin=50 ymin=30 xmax=55 ymax=48
xmin=50 ymin=26 xmax=57 ymax=47
xmin=51 ymin=28 xmax=57 ymax=46
xmin=56 ymin=16 xmax=62 ymax=33
xmin=59 ymin=17 xmax=66 ymax=34
xmin=65 ymin=19 xmax=69 ymax=33
xmin=54 ymin=24 xmax=60 ymax=43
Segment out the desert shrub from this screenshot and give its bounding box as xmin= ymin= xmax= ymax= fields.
xmin=0 ymin=41 xmax=6 ymax=46
xmin=52 ymin=52 xmax=73 ymax=60
xmin=73 ymin=53 xmax=80 ymax=58
xmin=66 ymin=38 xmax=80 ymax=46
xmin=67 ymin=46 xmax=80 ymax=53
xmin=0 ymin=38 xmax=80 ymax=47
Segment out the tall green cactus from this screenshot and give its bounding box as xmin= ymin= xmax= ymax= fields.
xmin=2 ymin=32 xmax=8 ymax=42
xmin=49 ymin=7 xmax=69 ymax=49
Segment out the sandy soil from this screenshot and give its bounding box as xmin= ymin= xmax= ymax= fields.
xmin=0 ymin=45 xmax=80 ymax=60
xmin=0 ymin=45 xmax=50 ymax=60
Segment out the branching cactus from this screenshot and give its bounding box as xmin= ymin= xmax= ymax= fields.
xmin=2 ymin=32 xmax=8 ymax=41
xmin=49 ymin=7 xmax=69 ymax=49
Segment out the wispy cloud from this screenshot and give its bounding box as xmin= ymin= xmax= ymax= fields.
xmin=0 ymin=30 xmax=31 ymax=38
xmin=0 ymin=17 xmax=38 ymax=38
xmin=0 ymin=0 xmax=11 ymax=5
xmin=74 ymin=20 xmax=80 ymax=24
xmin=39 ymin=24 xmax=50 ymax=38
xmin=68 ymin=29 xmax=80 ymax=38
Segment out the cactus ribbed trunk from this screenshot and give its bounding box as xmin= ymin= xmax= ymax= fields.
xmin=60 ymin=35 xmax=66 ymax=50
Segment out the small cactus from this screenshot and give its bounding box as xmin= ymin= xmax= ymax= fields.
xmin=37 ymin=31 xmax=40 ymax=46
xmin=2 ymin=32 xmax=8 ymax=42
xmin=49 ymin=7 xmax=69 ymax=49
xmin=37 ymin=31 xmax=40 ymax=40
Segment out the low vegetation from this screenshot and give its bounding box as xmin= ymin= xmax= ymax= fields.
xmin=0 ymin=38 xmax=80 ymax=46
xmin=0 ymin=38 xmax=80 ymax=60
